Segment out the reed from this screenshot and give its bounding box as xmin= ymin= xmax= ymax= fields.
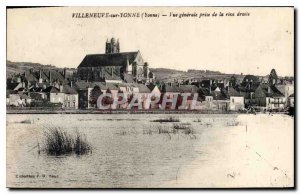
xmin=151 ymin=116 xmax=180 ymax=123
xmin=42 ymin=127 xmax=91 ymax=156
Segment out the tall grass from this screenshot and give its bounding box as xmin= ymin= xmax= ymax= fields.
xmin=42 ymin=127 xmax=92 ymax=156
xmin=173 ymin=124 xmax=190 ymax=130
xmin=151 ymin=116 xmax=180 ymax=123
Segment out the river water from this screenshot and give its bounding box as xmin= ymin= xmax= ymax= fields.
xmin=6 ymin=113 xmax=294 ymax=188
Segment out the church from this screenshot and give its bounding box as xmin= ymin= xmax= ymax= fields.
xmin=77 ymin=37 xmax=155 ymax=84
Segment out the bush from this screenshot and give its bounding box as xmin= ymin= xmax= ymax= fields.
xmin=42 ymin=127 xmax=92 ymax=156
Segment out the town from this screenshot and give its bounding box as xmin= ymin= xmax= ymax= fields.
xmin=6 ymin=37 xmax=294 ymax=114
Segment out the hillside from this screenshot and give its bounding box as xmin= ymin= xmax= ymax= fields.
xmin=6 ymin=61 xmax=76 ymax=77
xmin=150 ymin=68 xmax=245 ymax=82
xmin=7 ymin=60 xmax=279 ymax=82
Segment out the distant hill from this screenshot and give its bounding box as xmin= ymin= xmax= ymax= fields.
xmin=6 ymin=61 xmax=76 ymax=77
xmin=150 ymin=67 xmax=245 ymax=82
xmin=8 ymin=60 xmax=285 ymax=83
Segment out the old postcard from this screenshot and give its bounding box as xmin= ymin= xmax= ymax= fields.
xmin=6 ymin=6 xmax=294 ymax=188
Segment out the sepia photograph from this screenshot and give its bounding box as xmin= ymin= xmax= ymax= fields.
xmin=5 ymin=6 xmax=294 ymax=188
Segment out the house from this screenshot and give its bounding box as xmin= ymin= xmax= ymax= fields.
xmin=237 ymin=75 xmax=261 ymax=107
xmin=275 ymin=83 xmax=294 ymax=107
xmin=43 ymin=84 xmax=79 ymax=109
xmin=254 ymin=84 xmax=285 ymax=110
xmin=288 ymin=93 xmax=294 ymax=108
xmin=161 ymin=84 xmax=181 ymax=98
xmin=6 ymin=89 xmax=31 ymax=107
xmin=86 ymin=82 xmax=119 ymax=109
xmin=74 ymin=81 xmax=92 ymax=109
xmin=177 ymin=85 xmax=199 ymax=109
xmin=135 ymin=84 xmax=151 ymax=109
xmin=63 ymin=85 xmax=78 ymax=109
xmin=198 ymin=87 xmax=213 ymax=102
xmin=159 ymin=83 xmax=181 ymax=109
xmin=227 ymin=87 xmax=244 ymax=111
xmin=147 ymin=84 xmax=161 ymax=109
xmin=211 ymin=88 xmax=230 ymax=111
xmin=44 ymin=86 xmax=65 ymax=106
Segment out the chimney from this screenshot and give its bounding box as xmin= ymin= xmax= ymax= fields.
xmin=63 ymin=68 xmax=67 ymax=79
xmin=70 ymin=81 xmax=73 ymax=87
xmin=268 ymin=86 xmax=271 ymax=93
xmin=59 ymin=84 xmax=64 ymax=93
xmin=17 ymin=76 xmax=21 ymax=83
xmin=126 ymin=58 xmax=129 ymax=71
xmin=49 ymin=70 xmax=52 ymax=82
xmin=250 ymin=80 xmax=253 ymax=90
xmin=39 ymin=70 xmax=43 ymax=83
xmin=209 ymin=86 xmax=211 ymax=94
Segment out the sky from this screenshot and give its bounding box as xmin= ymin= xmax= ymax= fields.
xmin=7 ymin=7 xmax=294 ymax=76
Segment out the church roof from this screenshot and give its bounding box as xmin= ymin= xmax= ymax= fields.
xmin=78 ymin=52 xmax=139 ymax=68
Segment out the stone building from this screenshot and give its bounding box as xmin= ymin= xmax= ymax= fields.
xmin=77 ymin=37 xmax=154 ymax=84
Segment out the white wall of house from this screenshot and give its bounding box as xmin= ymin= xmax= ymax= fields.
xmin=265 ymin=97 xmax=286 ymax=110
xmin=212 ymin=100 xmax=229 ymax=111
xmin=50 ymin=92 xmax=65 ymax=104
xmin=64 ymin=94 xmax=78 ymax=109
xmin=9 ymin=94 xmax=21 ymax=106
xmin=151 ymin=86 xmax=161 ymax=96
xmin=288 ymin=97 xmax=294 ymax=108
xmin=276 ymin=84 xmax=294 ymax=106
xmin=205 ymin=96 xmax=213 ymax=102
xmin=105 ymin=80 xmax=123 ymax=84
xmin=229 ymin=96 xmax=244 ymax=111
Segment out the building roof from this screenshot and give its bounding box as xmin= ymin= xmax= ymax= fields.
xmin=20 ymin=94 xmax=30 ymax=99
xmin=241 ymin=75 xmax=260 ymax=88
xmin=63 ymin=85 xmax=78 ymax=94
xmin=123 ymin=74 xmax=135 ymax=83
xmin=91 ymin=82 xmax=119 ymax=91
xmin=44 ymin=86 xmax=60 ymax=93
xmin=6 ymin=82 xmax=20 ymax=90
xmin=163 ymin=85 xmax=181 ymax=93
xmin=147 ymin=84 xmax=159 ymax=92
xmin=136 ymin=84 xmax=151 ymax=93
xmin=29 ymin=92 xmax=44 ymax=100
xmin=74 ymin=82 xmax=93 ymax=90
xmin=289 ymin=93 xmax=294 ymax=97
xmin=261 ymin=85 xmax=284 ymax=97
xmin=227 ymin=87 xmax=243 ymax=97
xmin=211 ymin=89 xmax=229 ymax=100
xmin=178 ymin=85 xmax=199 ymax=93
xmin=198 ymin=87 xmax=212 ymax=96
xmin=78 ymin=52 xmax=139 ymax=68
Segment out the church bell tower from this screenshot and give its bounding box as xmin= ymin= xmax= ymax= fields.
xmin=105 ymin=37 xmax=120 ymax=54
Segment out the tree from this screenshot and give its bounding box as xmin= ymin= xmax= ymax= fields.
xmin=229 ymin=76 xmax=237 ymax=87
xmin=268 ymin=69 xmax=278 ymax=85
xmin=102 ymin=88 xmax=114 ymax=109
xmin=89 ymin=85 xmax=102 ymax=108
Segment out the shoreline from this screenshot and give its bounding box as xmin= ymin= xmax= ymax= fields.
xmin=6 ymin=109 xmax=289 ymax=115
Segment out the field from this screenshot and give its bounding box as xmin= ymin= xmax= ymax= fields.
xmin=6 ymin=113 xmax=294 ymax=188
